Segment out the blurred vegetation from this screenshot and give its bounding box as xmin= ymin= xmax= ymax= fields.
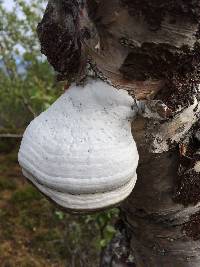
xmin=0 ymin=147 xmax=119 ymax=267
xmin=0 ymin=0 xmax=60 ymax=131
xmin=0 ymin=1 xmax=119 ymax=266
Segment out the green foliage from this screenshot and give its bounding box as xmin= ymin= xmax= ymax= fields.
xmin=85 ymin=209 xmax=119 ymax=248
xmin=0 ymin=1 xmax=120 ymax=265
xmin=0 ymin=148 xmax=119 ymax=265
xmin=0 ymin=177 xmax=16 ymax=191
xmin=0 ymin=0 xmax=61 ymax=131
xmin=11 ymin=185 xmax=42 ymax=204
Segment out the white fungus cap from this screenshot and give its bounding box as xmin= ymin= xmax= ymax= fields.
xmin=18 ymin=79 xmax=139 ymax=212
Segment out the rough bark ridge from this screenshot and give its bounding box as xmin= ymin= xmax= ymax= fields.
xmin=121 ymin=118 xmax=200 ymax=266
xmin=37 ymin=1 xmax=200 ymax=266
xmin=121 ymin=0 xmax=200 ymax=30
xmin=37 ymin=0 xmax=82 ymax=82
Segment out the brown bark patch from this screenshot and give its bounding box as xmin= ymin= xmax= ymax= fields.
xmin=183 ymin=211 xmax=200 ymax=240
xmin=174 ymin=169 xmax=200 ymax=206
xmin=37 ymin=0 xmax=82 ymax=81
xmin=174 ymin=132 xmax=200 ymax=206
xmin=121 ymin=0 xmax=200 ymax=30
xmin=121 ymin=42 xmax=200 ymax=110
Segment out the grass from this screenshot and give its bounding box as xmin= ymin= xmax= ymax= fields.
xmin=0 ymin=143 xmax=119 ymax=267
xmin=0 ymin=177 xmax=16 ymax=191
xmin=11 ymin=186 xmax=43 ymax=204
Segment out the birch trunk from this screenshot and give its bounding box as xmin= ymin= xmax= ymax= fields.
xmin=37 ymin=1 xmax=200 ymax=266
xmin=121 ymin=117 xmax=200 ymax=267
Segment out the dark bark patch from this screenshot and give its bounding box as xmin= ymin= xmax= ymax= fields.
xmin=120 ymin=43 xmax=200 ymax=110
xmin=174 ymin=169 xmax=200 ymax=206
xmin=174 ymin=132 xmax=200 ymax=206
xmin=86 ymin=0 xmax=99 ymax=22
xmin=120 ymin=43 xmax=180 ymax=81
xmin=120 ymin=0 xmax=200 ymax=30
xmin=183 ymin=211 xmax=200 ymax=240
xmin=100 ymin=219 xmax=135 ymax=267
xmin=37 ymin=0 xmax=82 ymax=81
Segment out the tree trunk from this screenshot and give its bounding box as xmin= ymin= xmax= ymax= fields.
xmin=37 ymin=1 xmax=200 ymax=266
xmin=121 ymin=117 xmax=200 ymax=266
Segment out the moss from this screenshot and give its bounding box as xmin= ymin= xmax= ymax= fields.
xmin=0 ymin=208 xmax=14 ymax=239
xmin=0 ymin=138 xmax=19 ymax=154
xmin=0 ymin=146 xmax=118 ymax=266
xmin=5 ymin=147 xmax=19 ymax=163
xmin=0 ymin=178 xmax=16 ymax=191
xmin=30 ymin=229 xmax=64 ymax=259
xmin=11 ymin=185 xmax=42 ymax=205
xmin=20 ymin=262 xmax=36 ymax=267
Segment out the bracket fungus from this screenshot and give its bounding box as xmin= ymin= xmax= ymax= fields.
xmin=18 ymin=79 xmax=139 ymax=212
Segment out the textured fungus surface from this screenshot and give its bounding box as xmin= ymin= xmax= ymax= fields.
xmin=18 ymin=80 xmax=139 ymax=211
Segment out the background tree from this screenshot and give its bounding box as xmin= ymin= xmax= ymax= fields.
xmin=37 ymin=0 xmax=200 ymax=266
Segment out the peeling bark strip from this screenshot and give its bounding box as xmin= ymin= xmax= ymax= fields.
xmin=146 ymin=98 xmax=200 ymax=153
xmin=37 ymin=0 xmax=82 ymax=81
